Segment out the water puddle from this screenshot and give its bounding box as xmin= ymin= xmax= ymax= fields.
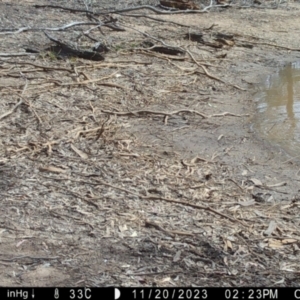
xmin=254 ymin=61 xmax=300 ymax=158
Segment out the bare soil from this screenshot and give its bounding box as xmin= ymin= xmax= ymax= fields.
xmin=1 ymin=0 xmax=300 ymax=287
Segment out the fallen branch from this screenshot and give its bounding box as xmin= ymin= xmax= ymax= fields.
xmin=54 ymin=175 xmax=247 ymax=226
xmin=101 ymin=109 xmax=208 ymax=118
xmin=0 ymin=20 xmax=125 ymax=35
xmin=44 ymin=31 xmax=104 ymax=61
xmin=120 ymin=13 xmax=191 ymax=27
xmin=145 ymin=195 xmax=247 ymax=226
xmin=99 ymin=178 xmax=247 ymax=226
xmin=122 ymin=25 xmax=246 ymax=90
xmin=101 ymin=109 xmax=248 ymax=119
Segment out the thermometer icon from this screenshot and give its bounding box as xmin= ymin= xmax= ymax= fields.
xmin=54 ymin=288 xmax=59 ymax=299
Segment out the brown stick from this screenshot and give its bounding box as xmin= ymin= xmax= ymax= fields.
xmin=0 ymin=82 xmax=28 ymax=120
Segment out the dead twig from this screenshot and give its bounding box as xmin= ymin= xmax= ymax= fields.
xmin=0 ymin=52 xmax=31 ymax=57
xmin=0 ymin=81 xmax=28 ymax=120
xmin=0 ymin=255 xmax=59 ymax=262
xmin=0 ymin=60 xmax=74 ymax=73
xmin=34 ymin=4 xmax=208 ymax=15
xmin=228 ymin=178 xmax=244 ymax=191
xmin=25 ymin=101 xmax=42 ymax=125
xmin=130 ymin=49 xmax=186 ymax=61
xmin=185 ymin=48 xmax=246 ymax=90
xmin=0 ymin=99 xmax=24 ymax=121
xmin=145 ymin=220 xmax=193 ymax=237
xmin=237 ymin=39 xmax=300 ymax=52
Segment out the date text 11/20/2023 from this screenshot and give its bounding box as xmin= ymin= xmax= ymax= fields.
xmin=131 ymin=288 xmax=280 ymax=300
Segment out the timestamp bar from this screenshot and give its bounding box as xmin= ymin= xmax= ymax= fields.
xmin=0 ymin=287 xmax=300 ymax=300
xmin=128 ymin=288 xmax=294 ymax=300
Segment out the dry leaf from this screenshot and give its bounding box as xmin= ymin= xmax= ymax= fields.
xmin=282 ymin=239 xmax=297 ymax=244
xmin=70 ymin=144 xmax=88 ymax=159
xmin=119 ymin=225 xmax=127 ymax=232
xmin=229 ymin=205 xmax=240 ymax=212
xmin=274 ymin=278 xmax=285 ymax=284
xmin=130 ymin=231 xmax=138 ymax=237
xmin=16 ymin=240 xmax=26 ymax=248
xmin=264 ymin=221 xmax=277 ymax=236
xmin=227 ymin=239 xmax=233 ymax=250
xmin=280 ymin=265 xmax=294 ymax=272
xmin=250 ymin=178 xmax=262 ymax=186
xmin=268 ymin=239 xmax=283 ymax=249
xmin=267 ymin=182 xmax=287 ymax=188
xmin=173 ymin=250 xmax=181 ymax=262
xmin=280 ymin=204 xmax=292 ymax=210
xmin=238 ymin=199 xmax=255 ymax=206
xmin=223 ymin=240 xmax=228 ymax=252
xmin=254 ymin=210 xmax=265 ymax=217
xmin=39 ymin=166 xmax=66 ymax=173
xmin=161 ymin=277 xmax=172 ymax=283
xmin=258 ymin=242 xmax=268 ymax=249
xmin=223 ymin=256 xmax=228 ymax=266
xmin=227 ymin=236 xmax=237 ymax=242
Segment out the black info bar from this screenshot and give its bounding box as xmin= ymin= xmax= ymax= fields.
xmin=1 ymin=287 xmax=298 ymax=300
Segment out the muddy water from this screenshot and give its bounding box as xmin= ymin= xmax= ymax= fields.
xmin=254 ymin=61 xmax=300 ymax=158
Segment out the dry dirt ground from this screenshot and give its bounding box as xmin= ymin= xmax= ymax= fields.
xmin=1 ymin=0 xmax=300 ymax=287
